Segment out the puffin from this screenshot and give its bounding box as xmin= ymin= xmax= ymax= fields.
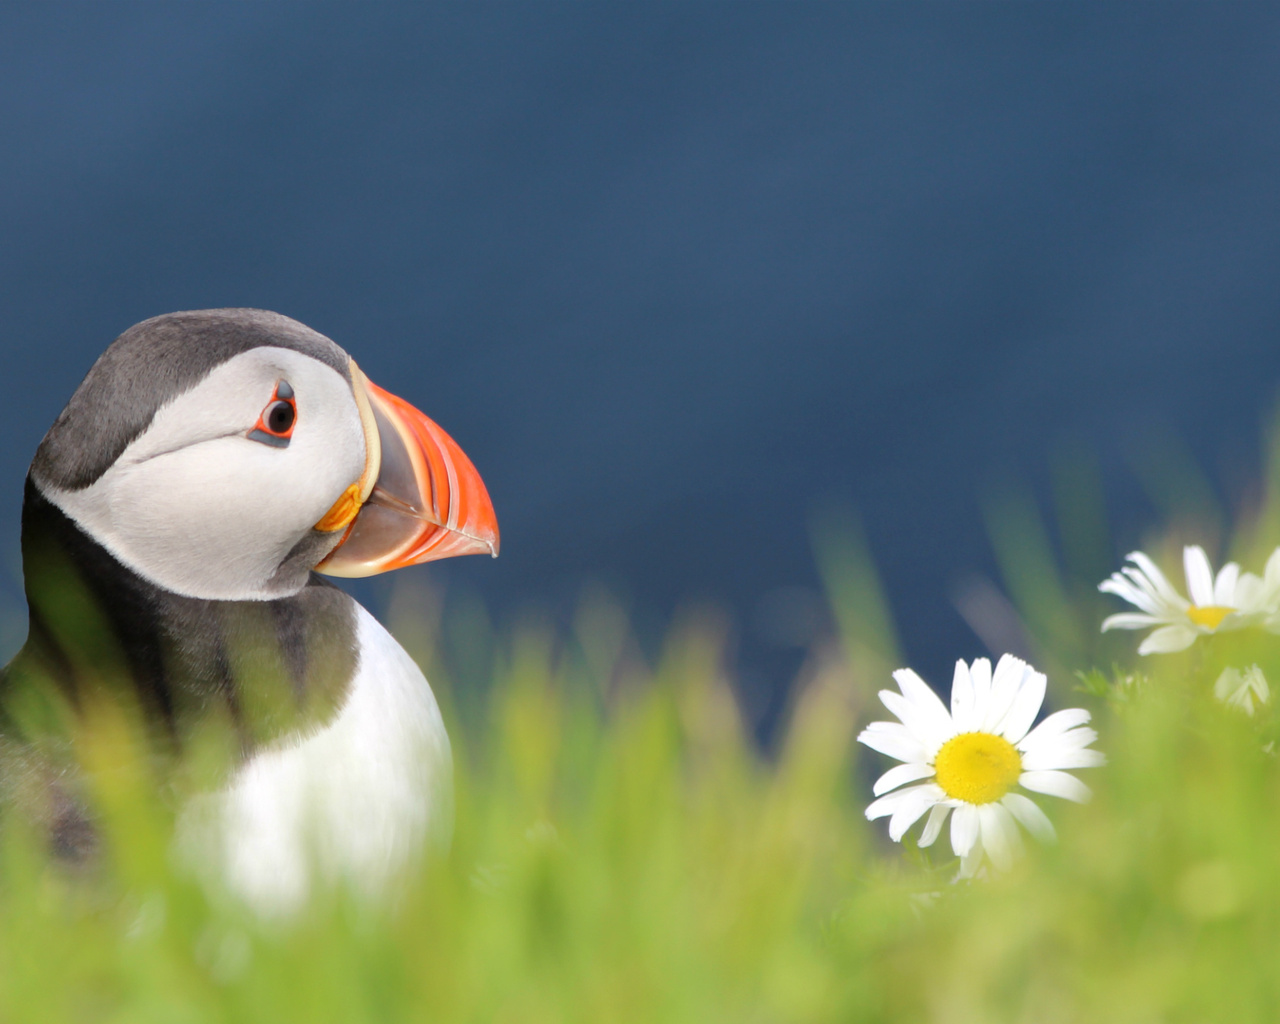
xmin=0 ymin=308 xmax=498 ymax=909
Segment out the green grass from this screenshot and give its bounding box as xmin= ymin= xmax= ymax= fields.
xmin=6 ymin=482 xmax=1280 ymax=1020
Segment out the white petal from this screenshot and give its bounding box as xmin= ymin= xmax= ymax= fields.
xmin=872 ymin=761 xmax=937 ymax=796
xmin=1249 ymin=665 xmax=1271 ymax=704
xmin=878 ymin=691 xmax=947 ymax=753
xmin=1099 ymin=575 xmax=1161 ymax=614
xmin=1214 ymin=561 xmax=1241 ymax=606
xmin=1214 ymin=667 xmax=1244 ymax=708
xmin=1100 ymin=612 xmax=1164 ymax=632
xmin=1184 ymin=546 xmax=1216 ymax=608
xmin=978 ymin=802 xmax=1018 ymax=871
xmin=1214 ymin=665 xmax=1270 ymax=715
xmin=1001 ymin=792 xmax=1056 ymax=844
xmin=888 ymin=669 xmax=955 ymax=745
xmin=1029 ymin=725 xmax=1100 ymax=751
xmin=969 ymin=658 xmax=993 ymax=706
xmin=876 ymin=687 xmax=906 ymax=721
xmin=888 ymin=786 xmax=944 ymax=841
xmin=995 ymin=663 xmax=1046 ymax=743
xmin=857 ymin=722 xmax=928 ymax=764
xmin=1020 ymin=746 xmax=1106 ymax=771
xmin=1059 ymin=725 xmax=1100 ymax=747
xmin=949 ymin=659 xmax=977 ymax=731
xmin=1018 ymin=707 xmax=1091 ymax=750
xmin=981 ymin=654 xmax=1026 ymax=733
xmin=1019 ymin=770 xmax=1092 ymax=803
xmin=891 ymin=668 xmax=951 ymax=720
xmin=1120 ymin=569 xmax=1187 ymax=624
xmin=950 ymin=804 xmax=979 ymax=858
xmin=1233 ymin=572 xmax=1264 ymax=613
xmin=1254 ymin=557 xmax=1279 ymax=596
xmin=1126 ymin=551 xmax=1187 ymax=607
xmin=1137 ymin=623 xmax=1198 ymax=655
xmin=1124 ymin=563 xmax=1185 ymax=610
xmin=1264 ymin=548 xmax=1280 ymax=589
xmin=956 ymin=848 xmax=983 ymax=880
xmin=918 ymin=803 xmax=951 ymax=848
xmin=866 ymin=783 xmax=937 ymax=821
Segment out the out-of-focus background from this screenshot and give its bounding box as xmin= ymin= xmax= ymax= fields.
xmin=3 ymin=3 xmax=1279 ymax=715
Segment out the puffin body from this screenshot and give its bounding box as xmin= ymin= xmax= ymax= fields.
xmin=1 ymin=309 xmax=498 ymax=908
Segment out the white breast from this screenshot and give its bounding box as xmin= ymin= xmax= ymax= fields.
xmin=176 ymin=603 xmax=452 ymax=912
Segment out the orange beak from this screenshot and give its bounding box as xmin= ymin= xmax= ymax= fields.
xmin=316 ymin=366 xmax=499 ymax=578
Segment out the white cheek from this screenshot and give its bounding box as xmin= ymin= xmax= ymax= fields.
xmin=101 ymin=429 xmax=365 ymax=599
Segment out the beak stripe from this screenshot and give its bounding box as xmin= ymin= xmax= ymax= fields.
xmin=315 ymin=370 xmax=499 ymax=578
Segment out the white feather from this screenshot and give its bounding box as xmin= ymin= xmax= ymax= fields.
xmin=176 ymin=602 xmax=452 ymax=912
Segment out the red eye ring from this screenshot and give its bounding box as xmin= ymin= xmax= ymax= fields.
xmin=248 ymin=381 xmax=297 ymax=448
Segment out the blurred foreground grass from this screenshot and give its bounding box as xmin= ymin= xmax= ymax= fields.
xmin=5 ymin=490 xmax=1280 ymax=1019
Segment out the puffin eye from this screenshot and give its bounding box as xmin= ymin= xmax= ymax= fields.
xmin=248 ymin=381 xmax=298 ymax=448
xmin=266 ymin=400 xmax=295 ymax=434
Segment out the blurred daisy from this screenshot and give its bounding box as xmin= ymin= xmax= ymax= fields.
xmin=1214 ymin=664 xmax=1270 ymax=715
xmin=1099 ymin=546 xmax=1262 ymax=655
xmin=858 ymin=655 xmax=1103 ymax=878
xmin=1247 ymin=548 xmax=1280 ymax=634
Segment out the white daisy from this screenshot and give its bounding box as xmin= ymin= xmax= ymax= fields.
xmin=858 ymin=654 xmax=1103 ymax=878
xmin=1214 ymin=664 xmax=1270 ymax=715
xmin=1099 ymin=546 xmax=1262 ymax=655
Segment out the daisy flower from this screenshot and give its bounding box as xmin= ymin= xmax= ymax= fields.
xmin=1214 ymin=664 xmax=1270 ymax=716
xmin=1099 ymin=546 xmax=1261 ymax=655
xmin=858 ymin=655 xmax=1103 ymax=877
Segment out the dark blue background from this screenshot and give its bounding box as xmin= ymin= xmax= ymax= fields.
xmin=3 ymin=4 xmax=1279 ymax=716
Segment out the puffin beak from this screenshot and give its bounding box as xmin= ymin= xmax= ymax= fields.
xmin=316 ymin=362 xmax=499 ymax=578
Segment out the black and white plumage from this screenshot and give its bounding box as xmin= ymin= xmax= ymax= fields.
xmin=1 ymin=309 xmax=499 ymax=909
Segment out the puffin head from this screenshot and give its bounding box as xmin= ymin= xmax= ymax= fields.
xmin=28 ymin=309 xmax=499 ymax=602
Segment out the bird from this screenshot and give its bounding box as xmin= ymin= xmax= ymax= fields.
xmin=0 ymin=308 xmax=498 ymax=909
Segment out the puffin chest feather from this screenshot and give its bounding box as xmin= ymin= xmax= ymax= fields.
xmin=178 ymin=604 xmax=452 ymax=910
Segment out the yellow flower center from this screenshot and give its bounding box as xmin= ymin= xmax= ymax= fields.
xmin=1187 ymin=605 xmax=1233 ymax=630
xmin=933 ymin=732 xmax=1023 ymax=804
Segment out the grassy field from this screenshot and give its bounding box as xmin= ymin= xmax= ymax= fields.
xmin=4 ymin=456 xmax=1280 ymax=1022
